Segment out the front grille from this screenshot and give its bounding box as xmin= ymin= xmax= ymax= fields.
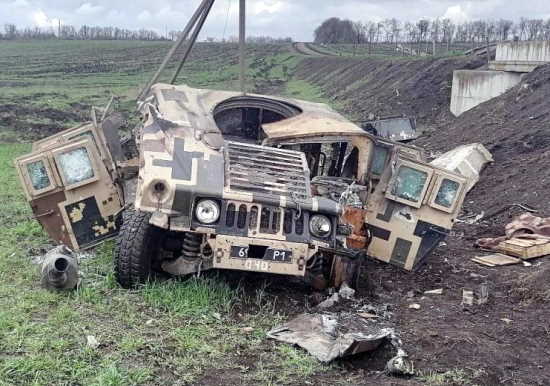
xmin=225 ymin=142 xmax=311 ymax=200
xmin=224 ymin=202 xmax=305 ymax=236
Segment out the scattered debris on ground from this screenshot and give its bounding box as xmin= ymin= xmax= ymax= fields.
xmin=474 ymin=213 xmax=550 ymax=267
xmin=267 ymin=311 xmax=412 ymax=374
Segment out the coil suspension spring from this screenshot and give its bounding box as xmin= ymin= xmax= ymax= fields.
xmin=182 ymin=232 xmax=203 ymax=259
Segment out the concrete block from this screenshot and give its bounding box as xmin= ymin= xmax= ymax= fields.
xmin=496 ymin=41 xmax=550 ymax=62
xmin=450 ymin=70 xmax=522 ymax=116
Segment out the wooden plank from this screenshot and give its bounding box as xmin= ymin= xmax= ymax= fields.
xmin=471 ymin=258 xmax=496 ymax=267
xmin=495 ymin=238 xmax=550 ymax=259
xmin=471 ymin=253 xmax=521 ymax=267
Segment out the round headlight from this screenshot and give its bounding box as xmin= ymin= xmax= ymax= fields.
xmin=195 ymin=199 xmax=220 ymax=224
xmin=310 ymin=215 xmax=332 ymax=238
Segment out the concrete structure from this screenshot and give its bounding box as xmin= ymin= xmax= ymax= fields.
xmin=451 ymin=41 xmax=550 ymax=116
xmin=489 ymin=41 xmax=550 ymax=72
xmin=495 ymin=41 xmax=550 ymax=62
xmin=450 ymin=70 xmax=522 ymax=117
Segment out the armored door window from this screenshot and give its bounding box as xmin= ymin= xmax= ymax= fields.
xmin=371 ymin=145 xmax=389 ymax=176
xmin=392 ymin=166 xmax=427 ymax=202
xmin=386 ymin=159 xmax=433 ymax=208
xmin=53 ymin=139 xmax=99 ymax=189
xmin=27 ymin=160 xmax=50 ymax=190
xmin=17 ymin=155 xmax=57 ymax=197
xmin=58 ymin=148 xmax=94 ymax=184
xmin=429 ymin=175 xmax=465 ymax=213
xmin=435 ymin=179 xmax=459 ymax=207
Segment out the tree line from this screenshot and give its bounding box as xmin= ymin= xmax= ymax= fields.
xmin=1 ymin=24 xmax=166 ymax=40
xmin=314 ymin=17 xmax=550 ymax=49
xmin=1 ymin=24 xmax=293 ymax=43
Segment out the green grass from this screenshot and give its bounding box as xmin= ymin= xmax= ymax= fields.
xmin=418 ymin=368 xmax=486 ymax=385
xmin=0 ymin=133 xmax=325 ymax=385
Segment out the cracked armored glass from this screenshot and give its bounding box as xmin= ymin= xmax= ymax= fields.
xmin=435 ymin=179 xmax=460 ymax=208
xmin=392 ymin=166 xmax=428 ymax=203
xmin=27 ymin=160 xmax=50 ymax=191
xmin=58 ymin=147 xmax=94 ymax=185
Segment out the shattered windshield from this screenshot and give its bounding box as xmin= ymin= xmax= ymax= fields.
xmin=435 ymin=179 xmax=460 ymax=208
xmin=392 ymin=166 xmax=428 ymax=203
xmin=27 ymin=160 xmax=50 ymax=191
xmin=58 ymin=147 xmax=94 ymax=185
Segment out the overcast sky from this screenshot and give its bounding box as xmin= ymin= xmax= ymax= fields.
xmin=2 ymin=0 xmax=550 ymax=41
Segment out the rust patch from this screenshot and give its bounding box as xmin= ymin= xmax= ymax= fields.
xmin=341 ymin=207 xmax=371 ymax=249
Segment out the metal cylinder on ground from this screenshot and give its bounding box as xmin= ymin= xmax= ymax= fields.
xmin=40 ymin=245 xmax=79 ymax=290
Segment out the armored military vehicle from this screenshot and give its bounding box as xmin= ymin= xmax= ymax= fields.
xmin=15 ymin=85 xmax=468 ymax=288
xmin=14 ymin=0 xmax=469 ymax=289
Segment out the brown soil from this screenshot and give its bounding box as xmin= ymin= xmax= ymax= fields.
xmin=0 ymin=99 xmax=86 ymax=141
xmin=292 ymin=55 xmax=550 ymax=385
xmin=295 ymin=55 xmax=485 ymax=127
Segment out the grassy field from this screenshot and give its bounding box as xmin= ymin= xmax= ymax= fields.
xmin=0 ymin=40 xmax=310 ymax=142
xmin=0 ymin=40 xmax=351 ymax=386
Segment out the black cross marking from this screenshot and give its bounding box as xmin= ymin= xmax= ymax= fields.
xmin=152 ymin=138 xmax=204 ymax=181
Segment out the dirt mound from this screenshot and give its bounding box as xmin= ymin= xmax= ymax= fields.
xmin=295 ymin=55 xmax=484 ymax=128
xmin=416 ymin=64 xmax=550 ymax=227
xmin=297 ymin=56 xmax=550 ymax=230
xmin=512 ymin=263 xmax=550 ymax=303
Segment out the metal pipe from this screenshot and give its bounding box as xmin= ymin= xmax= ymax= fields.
xmin=40 ymin=246 xmax=79 ymax=290
xmin=171 ymin=0 xmax=215 ymax=84
xmin=137 ymin=0 xmax=211 ymax=101
xmin=239 ymin=0 xmax=246 ymax=94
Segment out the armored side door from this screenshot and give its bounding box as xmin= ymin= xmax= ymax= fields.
xmin=16 ymin=132 xmax=123 ymax=251
xmin=365 ymin=149 xmax=467 ymax=271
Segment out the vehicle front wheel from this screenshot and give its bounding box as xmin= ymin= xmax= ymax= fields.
xmin=114 ymin=210 xmax=163 ymax=288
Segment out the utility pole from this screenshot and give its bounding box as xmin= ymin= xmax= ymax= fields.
xmin=239 ymin=0 xmax=246 ymax=94
xmin=138 ymin=0 xmax=212 ymax=100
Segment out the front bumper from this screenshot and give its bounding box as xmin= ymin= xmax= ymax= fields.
xmin=210 ymin=235 xmax=315 ymax=276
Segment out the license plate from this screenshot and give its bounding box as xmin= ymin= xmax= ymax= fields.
xmin=230 ymin=246 xmax=292 ymax=263
xmin=264 ymin=248 xmax=292 ymax=262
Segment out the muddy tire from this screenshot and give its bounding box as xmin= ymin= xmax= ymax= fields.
xmin=115 ymin=210 xmax=163 ymax=288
